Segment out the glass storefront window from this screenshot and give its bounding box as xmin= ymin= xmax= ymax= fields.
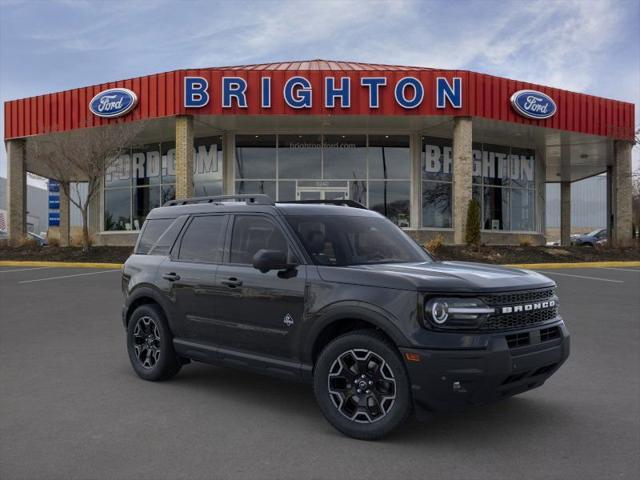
xmin=422 ymin=137 xmax=452 ymax=182
xmin=133 ymin=186 xmax=161 ymax=229
xmin=235 ymin=135 xmax=276 ymax=179
xmin=161 ymin=142 xmax=176 ymax=184
xmin=483 ymin=186 xmax=509 ymax=230
xmin=422 ymin=181 xmax=452 ymax=228
xmin=132 ymin=143 xmax=161 ymax=187
xmin=422 ymin=136 xmax=537 ymax=232
xmin=369 ymin=135 xmax=410 ymax=179
xmin=278 ymin=134 xmax=322 ymax=179
xmin=104 ymin=188 xmax=131 ymax=231
xmin=482 ymin=143 xmax=510 ymax=187
xmin=236 ymin=180 xmax=277 ymax=200
xmin=194 ymin=136 xmax=223 ymax=197
xmin=322 ymin=135 xmax=366 ymax=180
xmin=510 ymin=147 xmax=535 ymax=189
xmin=369 ymin=181 xmax=410 ymax=227
xmin=105 ymin=153 xmax=131 ymax=188
xmin=510 ymin=188 xmax=535 ymax=231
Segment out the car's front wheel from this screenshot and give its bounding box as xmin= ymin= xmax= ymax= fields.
xmin=313 ymin=330 xmax=411 ymax=440
xmin=126 ymin=304 xmax=182 ymax=381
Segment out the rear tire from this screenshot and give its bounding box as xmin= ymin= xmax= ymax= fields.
xmin=313 ymin=329 xmax=411 ymax=440
xmin=126 ymin=304 xmax=182 ymax=381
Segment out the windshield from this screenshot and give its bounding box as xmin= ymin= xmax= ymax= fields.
xmin=286 ymin=215 xmax=431 ymax=266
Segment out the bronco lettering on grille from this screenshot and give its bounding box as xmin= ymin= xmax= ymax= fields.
xmin=501 ymin=300 xmax=556 ymax=314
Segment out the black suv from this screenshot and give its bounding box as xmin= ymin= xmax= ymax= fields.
xmin=122 ymin=195 xmax=569 ymax=440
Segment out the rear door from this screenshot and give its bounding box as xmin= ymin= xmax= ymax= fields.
xmin=212 ymin=213 xmax=307 ymax=359
xmin=161 ymin=214 xmax=229 ymax=345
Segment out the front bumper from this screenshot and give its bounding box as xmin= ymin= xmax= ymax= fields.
xmin=400 ymin=319 xmax=570 ymax=413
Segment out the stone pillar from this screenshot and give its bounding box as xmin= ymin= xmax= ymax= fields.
xmin=222 ymin=133 xmax=235 ymax=195
xmin=610 ymin=141 xmax=633 ymax=247
xmin=59 ymin=182 xmax=70 ymax=247
xmin=409 ymin=133 xmax=422 ymax=229
xmin=175 ymin=115 xmax=194 ymax=199
xmin=560 ymin=181 xmax=571 ymax=246
xmin=452 ymin=117 xmax=473 ymax=244
xmin=6 ymin=139 xmax=27 ymax=245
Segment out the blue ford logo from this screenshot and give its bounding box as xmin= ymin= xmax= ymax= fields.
xmin=89 ymin=88 xmax=138 ymax=118
xmin=510 ymin=90 xmax=556 ymax=120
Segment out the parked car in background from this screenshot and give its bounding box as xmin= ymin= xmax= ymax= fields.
xmin=28 ymin=231 xmax=48 ymax=246
xmin=571 ymin=229 xmax=607 ymax=247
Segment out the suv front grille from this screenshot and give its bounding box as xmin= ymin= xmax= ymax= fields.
xmin=480 ymin=288 xmax=558 ymax=330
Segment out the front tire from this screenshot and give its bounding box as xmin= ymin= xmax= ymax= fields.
xmin=126 ymin=304 xmax=182 ymax=381
xmin=313 ymin=330 xmax=411 ymax=440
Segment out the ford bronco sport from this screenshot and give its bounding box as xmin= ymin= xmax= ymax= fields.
xmin=122 ymin=194 xmax=570 ymax=440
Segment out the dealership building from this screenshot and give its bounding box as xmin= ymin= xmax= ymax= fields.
xmin=3 ymin=60 xmax=636 ymax=246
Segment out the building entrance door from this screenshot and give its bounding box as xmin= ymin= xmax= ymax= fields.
xmin=295 ymin=181 xmax=349 ymax=201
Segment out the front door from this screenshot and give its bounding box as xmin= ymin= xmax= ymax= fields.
xmin=211 ymin=214 xmax=307 ymax=360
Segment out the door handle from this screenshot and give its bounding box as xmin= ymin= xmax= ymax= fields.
xmin=221 ymin=277 xmax=243 ymax=288
xmin=162 ymin=272 xmax=181 ymax=281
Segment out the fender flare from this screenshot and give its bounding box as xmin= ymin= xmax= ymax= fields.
xmin=124 ymin=285 xmax=177 ymax=330
xmin=301 ymin=301 xmax=410 ymax=364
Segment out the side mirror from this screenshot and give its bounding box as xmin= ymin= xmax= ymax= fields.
xmin=252 ymin=249 xmax=296 ymax=273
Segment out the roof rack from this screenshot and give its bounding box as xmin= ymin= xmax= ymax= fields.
xmin=163 ymin=194 xmax=275 ymax=207
xmin=278 ymin=199 xmax=367 ymax=209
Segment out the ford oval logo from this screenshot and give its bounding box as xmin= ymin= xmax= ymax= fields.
xmin=89 ymin=88 xmax=138 ymax=118
xmin=510 ymin=90 xmax=556 ymax=120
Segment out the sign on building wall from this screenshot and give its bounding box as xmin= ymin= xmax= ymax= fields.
xmin=48 ymin=181 xmax=60 ymax=227
xmin=423 ymin=142 xmax=535 ymax=182
xmin=105 ymin=142 xmax=221 ymax=183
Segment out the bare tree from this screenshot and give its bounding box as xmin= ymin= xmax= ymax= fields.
xmin=27 ymin=122 xmax=143 ymax=251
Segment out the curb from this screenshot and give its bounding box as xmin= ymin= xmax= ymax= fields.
xmin=505 ymin=261 xmax=640 ymax=269
xmin=0 ymin=260 xmax=123 ymax=269
xmin=1 ymin=260 xmax=639 ymax=270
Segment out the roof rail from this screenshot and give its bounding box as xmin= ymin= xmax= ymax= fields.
xmin=278 ymin=199 xmax=367 ymax=209
xmin=163 ymin=194 xmax=275 ymax=207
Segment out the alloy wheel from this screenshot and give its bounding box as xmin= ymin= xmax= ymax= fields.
xmin=132 ymin=316 xmax=161 ymax=369
xmin=327 ymin=349 xmax=396 ymax=423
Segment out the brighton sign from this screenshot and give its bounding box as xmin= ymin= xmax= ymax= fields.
xmin=183 ymin=75 xmax=464 ymax=110
xmin=510 ymin=89 xmax=557 ymax=120
xmin=89 ymin=88 xmax=138 ymax=118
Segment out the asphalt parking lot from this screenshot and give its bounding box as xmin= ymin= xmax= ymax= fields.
xmin=1 ymin=265 xmax=639 ymax=480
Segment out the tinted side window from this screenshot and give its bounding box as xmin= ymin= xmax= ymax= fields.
xmin=230 ymin=216 xmax=289 ymax=264
xmin=148 ymin=216 xmax=187 ymax=256
xmin=178 ymin=215 xmax=227 ymax=263
xmin=136 ymin=218 xmax=174 ymax=254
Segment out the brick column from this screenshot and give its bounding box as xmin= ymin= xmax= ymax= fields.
xmin=6 ymin=139 xmax=27 ymax=245
xmin=175 ymin=115 xmax=194 ymax=199
xmin=560 ymin=181 xmax=571 ymax=246
xmin=610 ymin=141 xmax=633 ymax=247
xmin=59 ymin=181 xmax=70 ymax=247
xmin=409 ymin=133 xmax=422 ymax=229
xmin=222 ymin=133 xmax=235 ymax=195
xmin=452 ymin=117 xmax=473 ymax=244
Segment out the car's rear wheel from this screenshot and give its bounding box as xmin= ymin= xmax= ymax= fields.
xmin=313 ymin=329 xmax=411 ymax=440
xmin=126 ymin=304 xmax=182 ymax=381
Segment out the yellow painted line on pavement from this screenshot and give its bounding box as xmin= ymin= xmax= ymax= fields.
xmin=0 ymin=260 xmax=123 ymax=269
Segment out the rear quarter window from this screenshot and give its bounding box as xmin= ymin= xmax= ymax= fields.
xmin=135 ymin=217 xmax=180 ymax=255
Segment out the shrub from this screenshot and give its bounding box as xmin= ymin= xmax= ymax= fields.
xmin=425 ymin=234 xmax=444 ymax=255
xmin=465 ymin=198 xmax=481 ymax=246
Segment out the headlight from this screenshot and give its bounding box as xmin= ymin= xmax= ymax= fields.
xmin=424 ymin=297 xmax=494 ymax=329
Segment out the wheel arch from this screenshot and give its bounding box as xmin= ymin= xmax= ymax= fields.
xmin=124 ymin=286 xmax=171 ymax=328
xmin=305 ymin=304 xmax=408 ymax=366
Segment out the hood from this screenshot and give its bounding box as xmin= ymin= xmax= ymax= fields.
xmin=316 ymin=261 xmax=555 ymax=293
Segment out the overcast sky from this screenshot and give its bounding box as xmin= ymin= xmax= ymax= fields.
xmin=1 ymin=0 xmax=638 ymax=182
